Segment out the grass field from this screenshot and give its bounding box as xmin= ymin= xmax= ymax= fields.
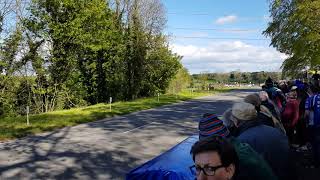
xmin=0 ymin=89 xmax=233 ymax=141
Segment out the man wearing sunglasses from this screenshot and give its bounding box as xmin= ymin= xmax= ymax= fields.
xmin=190 ymin=135 xmax=239 ymax=180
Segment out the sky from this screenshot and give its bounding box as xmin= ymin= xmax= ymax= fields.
xmin=162 ymin=0 xmax=287 ymax=74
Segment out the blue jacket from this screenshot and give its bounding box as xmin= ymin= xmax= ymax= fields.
xmin=237 ymin=122 xmax=290 ymax=180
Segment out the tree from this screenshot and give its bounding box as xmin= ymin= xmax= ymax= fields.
xmin=241 ymin=73 xmax=249 ymax=83
xmin=25 ymin=0 xmax=125 ymax=105
xmin=143 ymin=39 xmax=182 ymax=95
xmin=0 ymin=0 xmax=182 ymax=117
xmin=198 ymin=71 xmax=209 ymax=90
xmin=250 ymin=72 xmax=260 ymax=85
xmin=0 ymin=29 xmax=24 ymax=116
xmin=264 ymin=0 xmax=320 ymax=77
xmin=167 ymin=67 xmax=191 ymax=94
xmin=120 ymin=0 xmax=177 ymax=99
xmin=215 ymin=73 xmax=229 ymax=84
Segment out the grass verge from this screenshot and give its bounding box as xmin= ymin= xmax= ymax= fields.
xmin=0 ymin=88 xmax=233 ymax=141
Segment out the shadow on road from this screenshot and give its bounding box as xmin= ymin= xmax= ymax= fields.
xmin=0 ymin=89 xmax=254 ymax=179
xmin=0 ymin=126 xmax=141 ymax=179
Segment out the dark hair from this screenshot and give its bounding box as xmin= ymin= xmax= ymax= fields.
xmin=265 ymin=77 xmax=273 ymax=87
xmin=190 ymin=135 xmax=239 ymax=169
xmin=310 ymin=85 xmax=320 ymax=94
xmin=261 ymin=85 xmax=267 ymax=90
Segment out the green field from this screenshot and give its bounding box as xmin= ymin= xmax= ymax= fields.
xmin=0 ymin=89 xmax=233 ymax=141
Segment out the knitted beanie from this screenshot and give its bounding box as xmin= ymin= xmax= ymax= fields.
xmin=199 ymin=113 xmax=230 ymax=139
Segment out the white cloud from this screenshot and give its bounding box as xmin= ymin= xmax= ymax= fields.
xmin=215 ymin=15 xmax=238 ymax=25
xmin=170 ymin=41 xmax=287 ymax=74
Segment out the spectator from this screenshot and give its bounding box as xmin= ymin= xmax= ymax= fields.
xmin=230 ymin=102 xmax=291 ymax=180
xmin=296 ymin=83 xmax=309 ymax=147
xmin=222 ymin=109 xmax=239 ymax=136
xmin=279 ymin=81 xmax=289 ymax=95
xmin=199 ymin=113 xmax=277 ymax=180
xmin=281 ymin=86 xmax=300 ymax=144
xmin=258 ymin=91 xmax=286 ymax=134
xmin=259 ymin=91 xmax=281 ymax=118
xmin=190 ymin=135 xmax=239 ymax=180
xmin=244 ymin=93 xmax=275 ymax=127
xmin=265 ymin=78 xmax=286 ymax=112
xmin=305 ymin=85 xmax=320 ymax=167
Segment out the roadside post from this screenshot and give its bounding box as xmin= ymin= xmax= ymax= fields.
xmin=109 ymin=97 xmax=112 ymax=112
xmin=26 ymin=106 xmax=30 ymax=126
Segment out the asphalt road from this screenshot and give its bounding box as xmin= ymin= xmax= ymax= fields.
xmin=0 ymin=89 xmax=257 ymax=180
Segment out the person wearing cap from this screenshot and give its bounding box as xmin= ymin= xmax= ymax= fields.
xmin=230 ymin=102 xmax=291 ymax=180
xmin=281 ymin=86 xmax=300 ymax=144
xmin=244 ymin=93 xmax=275 ymax=127
xmin=198 ymin=113 xmax=277 ymax=180
xmin=244 ymin=93 xmax=286 ymax=134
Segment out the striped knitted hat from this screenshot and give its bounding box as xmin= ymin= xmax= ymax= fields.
xmin=199 ymin=113 xmax=230 ymax=140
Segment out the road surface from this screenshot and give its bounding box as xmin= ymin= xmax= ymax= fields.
xmin=0 ymin=89 xmax=255 ymax=179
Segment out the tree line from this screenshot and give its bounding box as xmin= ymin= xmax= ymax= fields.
xmin=192 ymin=71 xmax=281 ymax=89
xmin=0 ymin=0 xmax=182 ymax=117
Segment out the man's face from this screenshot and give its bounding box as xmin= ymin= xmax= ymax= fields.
xmin=194 ymin=151 xmax=234 ymax=180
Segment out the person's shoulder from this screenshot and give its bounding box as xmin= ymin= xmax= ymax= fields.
xmin=259 ymin=111 xmax=272 ymax=118
xmin=260 ymin=124 xmax=277 ymax=130
xmin=275 ymin=87 xmax=282 ymax=92
xmin=306 ymin=95 xmax=314 ymax=102
xmin=238 ymin=125 xmax=265 ymax=138
xmin=258 ymin=125 xmax=285 ymax=135
xmin=233 ymin=141 xmax=279 ymax=180
xmin=230 ymin=138 xmax=257 ymax=159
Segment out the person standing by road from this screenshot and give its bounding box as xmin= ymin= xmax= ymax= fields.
xmin=281 ymin=86 xmax=300 ymax=144
xmin=198 ymin=113 xmax=277 ymax=180
xmin=305 ymin=85 xmax=320 ymax=168
xmin=190 ymin=135 xmax=239 ymax=180
xmin=229 ymin=102 xmax=291 ymax=180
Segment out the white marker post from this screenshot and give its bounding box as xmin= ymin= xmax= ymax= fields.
xmin=26 ymin=106 xmax=30 ymax=126
xmin=157 ymin=93 xmax=160 ymax=102
xmin=109 ymin=97 xmax=112 ymax=112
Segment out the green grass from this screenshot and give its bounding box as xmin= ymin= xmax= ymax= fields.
xmin=0 ymin=88 xmax=233 ymax=141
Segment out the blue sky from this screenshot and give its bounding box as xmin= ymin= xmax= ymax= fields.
xmin=162 ymin=0 xmax=286 ymax=74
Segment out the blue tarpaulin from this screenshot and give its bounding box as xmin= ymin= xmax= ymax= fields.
xmin=126 ymin=135 xmax=198 ymax=180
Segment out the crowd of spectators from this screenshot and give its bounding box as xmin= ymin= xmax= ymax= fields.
xmin=191 ymin=76 xmax=320 ymax=180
